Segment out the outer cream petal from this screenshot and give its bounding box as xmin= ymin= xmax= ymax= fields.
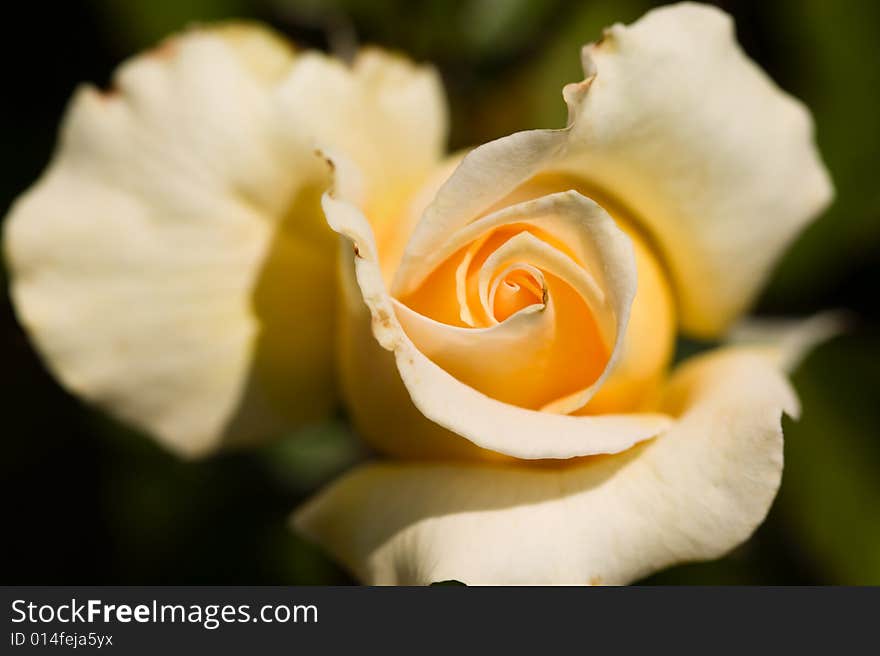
xmin=403 ymin=2 xmax=833 ymax=338
xmin=3 ymin=25 xmax=447 ymax=457
xmin=325 ymin=183 xmax=671 ymax=460
xmin=277 ymin=48 xmax=447 ymax=234
xmin=295 ymin=347 xmax=796 ymax=585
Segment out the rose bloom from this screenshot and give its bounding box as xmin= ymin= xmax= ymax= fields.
xmin=5 ymin=4 xmax=835 ymax=584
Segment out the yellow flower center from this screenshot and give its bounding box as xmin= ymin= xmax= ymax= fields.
xmin=364 ymin=171 xmax=677 ymax=461
xmin=491 ymin=268 xmax=544 ymax=322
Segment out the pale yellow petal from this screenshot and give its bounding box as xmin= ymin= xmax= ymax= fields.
xmin=277 ymin=48 xmax=447 ymax=242
xmin=403 ymin=3 xmax=832 ymax=338
xmin=4 ymin=25 xmax=447 ymax=457
xmin=295 ymin=347 xmax=795 ymax=584
xmin=393 ymin=298 xmax=558 ymax=410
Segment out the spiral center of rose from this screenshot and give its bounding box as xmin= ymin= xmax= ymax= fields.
xmin=394 ymin=220 xmax=611 ymax=411
xmin=388 ymin=174 xmax=677 ymax=417
xmin=491 ymin=266 xmax=545 ymax=322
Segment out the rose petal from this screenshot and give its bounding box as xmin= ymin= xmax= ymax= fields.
xmin=3 ymin=25 xmax=447 ymax=456
xmin=393 ymin=298 xmax=560 ymax=410
xmin=295 ymin=347 xmax=795 ymax=584
xmin=277 ymin=48 xmax=447 ymax=236
xmin=324 ymin=182 xmax=670 ymax=459
xmin=579 ymin=222 xmax=675 ymax=414
xmin=401 ymin=3 xmax=832 ymax=338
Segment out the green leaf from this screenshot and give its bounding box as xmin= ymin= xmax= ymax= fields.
xmin=761 ymin=0 xmax=880 ymax=308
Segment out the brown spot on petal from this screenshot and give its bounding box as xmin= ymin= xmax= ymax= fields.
xmin=588 ymin=576 xmax=603 ymax=586
xmin=597 ymin=26 xmax=618 ymax=48
xmin=373 ymin=307 xmax=392 ymax=328
xmin=150 ymin=38 xmax=179 ymax=60
xmin=314 ymin=149 xmax=336 ymax=174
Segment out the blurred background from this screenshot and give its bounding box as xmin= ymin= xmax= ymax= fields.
xmin=1 ymin=0 xmax=878 ymax=585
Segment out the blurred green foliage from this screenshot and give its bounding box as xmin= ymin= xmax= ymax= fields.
xmin=761 ymin=0 xmax=880 ymax=308
xmin=2 ymin=0 xmax=879 ymax=585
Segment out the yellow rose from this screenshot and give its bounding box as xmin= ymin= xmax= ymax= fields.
xmin=4 ymin=23 xmax=445 ymax=457
xmin=293 ymin=4 xmax=835 ymax=584
xmin=3 ymin=4 xmax=837 ymax=586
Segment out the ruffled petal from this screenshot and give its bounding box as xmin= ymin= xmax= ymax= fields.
xmin=403 ymin=2 xmax=832 ymax=337
xmin=4 ymin=24 xmax=447 ymax=456
xmin=295 ymin=347 xmax=795 ymax=585
xmin=277 ymin=47 xmax=447 ymax=236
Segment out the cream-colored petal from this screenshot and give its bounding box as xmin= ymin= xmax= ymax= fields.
xmin=380 ymin=154 xmax=466 ymax=287
xmin=295 ymin=347 xmax=796 ymax=585
xmin=403 ymin=2 xmax=832 ymax=338
xmin=394 ymin=298 xmax=558 ymax=410
xmin=278 ymin=48 xmax=447 ymax=238
xmin=579 ymin=222 xmax=676 ymax=414
xmin=4 ymin=25 xmax=447 ymax=457
xmin=397 ymin=191 xmax=630 ymax=302
xmin=726 ymin=311 xmax=847 ymax=373
xmin=324 ymin=186 xmax=670 ymax=460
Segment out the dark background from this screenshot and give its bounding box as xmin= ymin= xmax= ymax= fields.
xmin=1 ymin=0 xmax=878 ymax=584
